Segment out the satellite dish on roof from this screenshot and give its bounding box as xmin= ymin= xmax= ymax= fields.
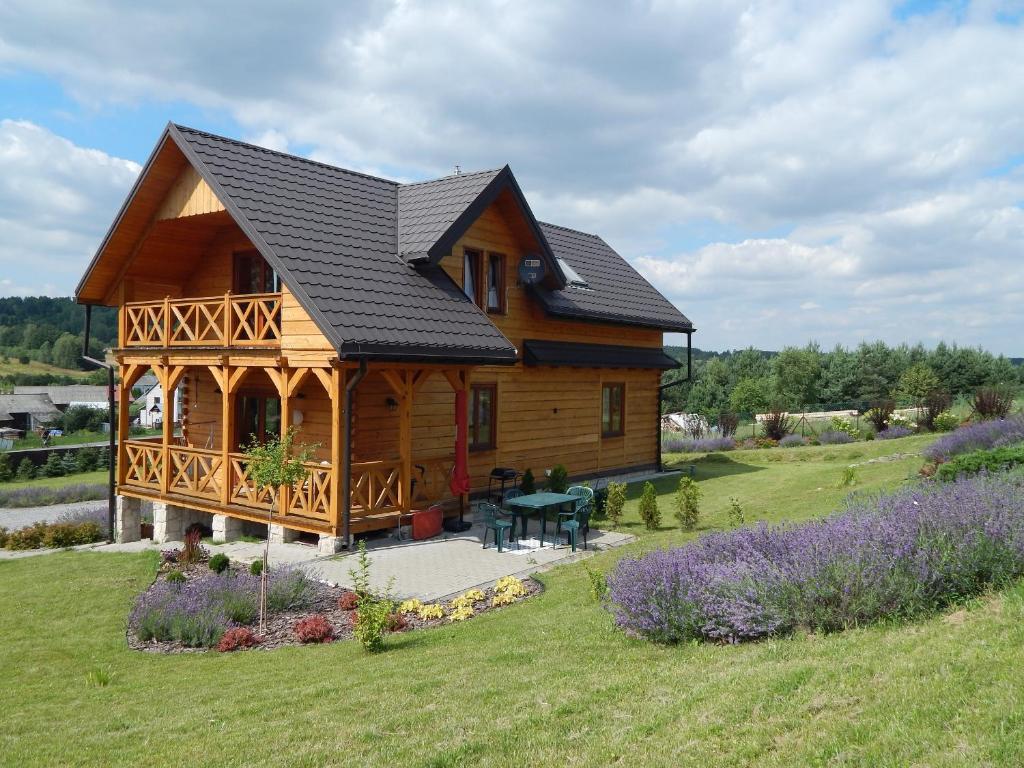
xmin=518 ymin=254 xmax=546 ymax=285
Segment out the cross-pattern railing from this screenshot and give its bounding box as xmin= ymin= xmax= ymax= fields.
xmin=350 ymin=459 xmax=401 ymax=514
xmin=124 ymin=440 xmax=163 ymax=490
xmin=227 ymin=454 xmax=275 ymax=511
xmin=122 ymin=293 xmax=282 ymax=348
xmin=412 ymin=455 xmax=455 ymax=505
xmin=167 ymin=446 xmax=223 ymax=501
xmin=286 ymin=463 xmax=332 ymax=522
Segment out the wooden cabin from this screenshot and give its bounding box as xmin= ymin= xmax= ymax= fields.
xmin=75 ymin=124 xmax=693 ymax=551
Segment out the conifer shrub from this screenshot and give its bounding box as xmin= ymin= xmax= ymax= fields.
xmin=638 ymin=481 xmax=660 ymax=530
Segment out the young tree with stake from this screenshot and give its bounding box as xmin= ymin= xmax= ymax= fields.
xmin=241 ymin=427 xmax=316 ymax=633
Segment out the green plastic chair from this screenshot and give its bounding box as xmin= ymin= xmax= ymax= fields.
xmin=559 ymin=486 xmax=594 ymax=536
xmin=502 ymin=489 xmax=527 ymax=541
xmin=478 ymin=502 xmax=513 ymax=552
xmin=560 ymin=498 xmax=593 ymax=551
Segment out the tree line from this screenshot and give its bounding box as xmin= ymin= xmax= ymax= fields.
xmin=661 ymin=341 xmax=1023 ymax=417
xmin=0 ymin=297 xmax=116 ymax=370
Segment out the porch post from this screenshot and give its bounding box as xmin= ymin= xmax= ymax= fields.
xmin=116 ymin=364 xmax=131 ymax=487
xmin=399 ymin=369 xmax=414 ymax=513
xmin=330 ymin=366 xmax=343 ymax=535
xmin=275 ymin=365 xmax=291 ymax=515
xmin=217 ymin=362 xmax=234 ymax=506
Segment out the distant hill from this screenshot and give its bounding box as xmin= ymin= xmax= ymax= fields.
xmin=0 ymin=297 xmax=116 ymax=346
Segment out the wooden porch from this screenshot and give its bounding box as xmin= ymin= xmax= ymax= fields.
xmin=115 ymin=353 xmax=471 ymax=538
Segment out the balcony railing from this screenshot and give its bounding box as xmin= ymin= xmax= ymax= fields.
xmin=123 ymin=292 xmax=282 ymax=348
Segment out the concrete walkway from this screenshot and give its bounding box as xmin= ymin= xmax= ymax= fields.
xmin=0 ymin=499 xmax=107 ymax=529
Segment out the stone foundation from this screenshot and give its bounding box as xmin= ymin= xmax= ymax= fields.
xmin=212 ymin=513 xmax=244 ymax=543
xmin=152 ymin=502 xmax=213 ymax=544
xmin=269 ymin=523 xmax=299 ymax=544
xmin=317 ymin=534 xmax=345 ymax=555
xmin=115 ymin=496 xmax=142 ymax=544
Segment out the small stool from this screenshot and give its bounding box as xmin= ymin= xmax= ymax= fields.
xmin=484 ymin=519 xmax=513 ymax=552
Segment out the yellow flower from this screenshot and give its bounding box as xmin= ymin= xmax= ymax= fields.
xmin=448 ymin=605 xmax=474 ymax=622
xmin=416 ymin=603 xmax=444 ymax=620
xmin=495 ymin=576 xmax=527 ymax=598
xmin=463 ymin=588 xmax=486 ymax=602
xmin=398 ymin=598 xmax=423 ymax=615
xmin=491 ymin=591 xmax=517 ymax=607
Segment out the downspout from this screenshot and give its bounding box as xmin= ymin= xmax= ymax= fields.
xmin=81 ymin=304 xmax=117 ymax=542
xmin=657 ymin=330 xmax=693 ymax=472
xmin=341 ymin=358 xmax=368 ymax=547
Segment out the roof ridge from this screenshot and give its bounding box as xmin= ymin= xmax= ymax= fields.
xmin=400 ymin=168 xmax=504 ymax=188
xmin=172 ymin=123 xmax=401 ymax=188
xmin=539 ymin=220 xmax=601 ymax=239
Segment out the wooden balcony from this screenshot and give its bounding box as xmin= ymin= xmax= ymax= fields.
xmin=121 ymin=438 xmax=454 ymax=533
xmin=122 ymin=292 xmax=282 ymax=348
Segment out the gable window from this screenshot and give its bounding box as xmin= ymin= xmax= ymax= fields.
xmin=468 ymin=383 xmax=497 ymax=451
xmin=462 ymin=249 xmax=505 ymax=313
xmin=602 ymin=383 xmax=625 ymax=438
xmin=486 ymin=253 xmax=506 ymax=313
xmin=463 ymin=249 xmax=482 ymax=303
xmin=233 ymin=250 xmax=280 ymax=294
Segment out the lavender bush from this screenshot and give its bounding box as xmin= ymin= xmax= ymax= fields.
xmin=0 ymin=483 xmax=107 ymax=508
xmin=779 ymin=434 xmax=806 ymax=447
xmin=131 ymin=567 xmax=316 ymax=647
xmin=923 ymin=415 xmax=1024 ymax=463
xmin=607 ymin=474 xmax=1024 ymax=644
xmin=876 ymin=426 xmax=914 ymax=440
xmin=662 ymin=436 xmax=736 ymax=454
xmin=818 ymin=430 xmax=855 ymax=445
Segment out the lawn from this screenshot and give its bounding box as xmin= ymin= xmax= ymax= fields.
xmin=2 ymin=434 xmax=1023 ymax=766
xmin=0 ymin=358 xmax=93 ymax=380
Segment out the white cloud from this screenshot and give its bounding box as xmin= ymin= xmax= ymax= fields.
xmin=0 ymin=1 xmax=1022 ymax=351
xmin=0 ymin=120 xmax=140 ymax=296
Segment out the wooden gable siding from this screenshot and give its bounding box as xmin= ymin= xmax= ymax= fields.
xmin=156 ymin=165 xmax=225 ymax=220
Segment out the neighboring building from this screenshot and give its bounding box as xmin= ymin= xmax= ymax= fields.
xmin=133 ymin=381 xmax=181 ymax=429
xmin=75 ymin=123 xmax=694 ymax=550
xmin=13 ymin=385 xmax=109 ymax=411
xmin=0 ymin=394 xmax=62 ymax=433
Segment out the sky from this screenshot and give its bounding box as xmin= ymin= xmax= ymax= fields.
xmin=0 ymin=0 xmax=1022 ymax=354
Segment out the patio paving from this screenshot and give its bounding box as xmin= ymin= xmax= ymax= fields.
xmin=312 ymin=523 xmax=634 ymax=601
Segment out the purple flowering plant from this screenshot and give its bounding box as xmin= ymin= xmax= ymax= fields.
xmin=876 ymin=426 xmax=914 ymax=440
xmin=924 ymin=416 xmax=1024 ymax=463
xmin=818 ymin=430 xmax=855 ymax=445
xmin=662 ymin=436 xmax=736 ymax=454
xmin=607 ymin=474 xmax=1024 ymax=644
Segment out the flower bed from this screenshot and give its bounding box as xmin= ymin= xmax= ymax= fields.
xmin=924 ymin=416 xmax=1024 ymax=463
xmin=662 ymin=436 xmax=736 ymax=453
xmin=607 ymin=474 xmax=1024 ymax=644
xmin=128 ymin=560 xmax=540 ymax=653
xmin=0 ymin=518 xmax=104 ymax=550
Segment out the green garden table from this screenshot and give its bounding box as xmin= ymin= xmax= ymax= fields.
xmin=503 ymin=492 xmax=577 ymax=548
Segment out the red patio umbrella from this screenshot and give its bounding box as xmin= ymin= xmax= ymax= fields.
xmin=449 ymin=388 xmax=471 ymax=497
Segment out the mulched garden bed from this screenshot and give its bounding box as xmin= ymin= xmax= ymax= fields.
xmin=128 ymin=547 xmax=541 ymax=654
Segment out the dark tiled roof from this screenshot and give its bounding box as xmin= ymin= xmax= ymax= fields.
xmin=174 ymin=126 xmax=516 ymax=363
xmin=523 ymin=339 xmax=680 ymax=369
xmin=397 ymin=169 xmax=502 ymax=260
xmin=535 ymin=223 xmax=693 ymax=332
xmin=0 ymin=394 xmax=62 ymax=421
xmin=165 ymin=125 xmax=690 ymax=362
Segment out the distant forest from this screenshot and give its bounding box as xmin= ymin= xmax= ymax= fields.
xmin=0 ymin=297 xmax=116 ymax=371
xmin=662 ymin=342 xmax=1023 ymax=416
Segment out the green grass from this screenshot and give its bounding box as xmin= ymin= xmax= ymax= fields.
xmin=3 ymin=434 xmax=1024 ymax=766
xmin=0 ymin=358 xmax=92 ymax=379
xmin=1 ymin=470 xmax=109 ymax=491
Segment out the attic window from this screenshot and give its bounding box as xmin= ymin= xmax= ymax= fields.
xmin=556 ymin=257 xmax=590 ymax=289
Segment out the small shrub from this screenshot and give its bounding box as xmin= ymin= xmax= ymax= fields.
xmin=166 ymin=570 xmax=186 ymax=586
xmin=888 ymin=412 xmax=916 ymax=430
xmin=760 ymin=409 xmax=793 ymax=441
xmin=495 ymin=576 xmax=527 ymax=598
xmin=416 ymin=603 xmax=444 ymax=620
xmin=348 ymin=540 xmax=373 ymax=598
xmin=819 ymin=430 xmax=855 ymax=445
xmin=664 ymin=436 xmax=735 ymax=453
xmin=935 ymin=444 xmax=1024 ymax=481
xmin=548 ymin=464 xmax=568 ymax=494
xmin=974 ymin=386 xmax=1015 ymax=420
xmin=294 ymin=614 xmax=334 ymax=644
xmin=217 ymin=627 xmax=260 ymax=652
xmin=2 ymin=519 xmax=103 ymax=550
xmin=249 ymin=560 xmax=264 ymax=577
xmin=353 ymin=598 xmax=392 ymax=651
xmin=605 ymin=481 xmax=627 ymax=529
xmin=673 ymin=476 xmax=701 ymax=531
xmin=828 ymin=416 xmax=858 ymax=437
xmin=838 ymin=466 xmax=858 ymax=487
xmin=754 ymin=437 xmax=778 ymax=449
xmin=0 ymin=453 xmax=12 ymax=482
xmin=75 ymin=447 xmax=99 ymax=473
xmin=208 ymin=553 xmax=230 ymax=574
xmin=41 ymin=452 xmax=65 ymax=478
xmin=717 ymin=411 xmax=739 ymax=437
xmin=491 ymin=591 xmax=518 ymax=607
xmin=865 ymin=401 xmax=895 ymax=432
xmin=921 ymin=389 xmax=953 ymax=430
xmin=727 ymin=497 xmax=744 ymax=527
xmin=877 ymin=426 xmax=913 ymax=440
xmin=520 ymin=468 xmax=536 ymax=495
xmin=779 ymin=434 xmax=806 ymax=447
xmin=638 ymin=481 xmax=660 ymax=530
xmin=338 ymin=591 xmax=360 ymax=611
xmin=385 ymin=612 xmax=409 ymax=632
xmin=266 ymin=568 xmax=316 ymax=612
xmin=584 ymin=563 xmax=609 ymax=603
xmin=179 ymin=529 xmax=206 ymax=566
xmin=932 ymin=411 xmax=960 ymax=432
xmin=591 ymin=485 xmax=608 ymax=520
xmin=85 ymin=667 xmax=111 ymax=688
xmin=15 ymin=458 xmax=35 ymax=481
xmin=925 ymin=416 xmax=1024 ymax=463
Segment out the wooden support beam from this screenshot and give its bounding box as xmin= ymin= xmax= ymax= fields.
xmin=330 ymin=367 xmax=342 ymax=534
xmin=398 ymin=368 xmax=413 ymax=513
xmin=380 ymin=369 xmax=406 ymax=397
xmin=310 ymin=367 xmax=333 ymax=396
xmin=117 ymin=365 xmax=132 ymax=487
xmin=412 ymin=369 xmax=433 ymax=394
xmin=159 ymin=365 xmax=174 ymax=494
xmin=278 ymin=366 xmax=291 ymax=515
xmin=287 ymin=367 xmax=310 ymax=397
xmin=220 ymin=363 xmax=234 ymax=506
